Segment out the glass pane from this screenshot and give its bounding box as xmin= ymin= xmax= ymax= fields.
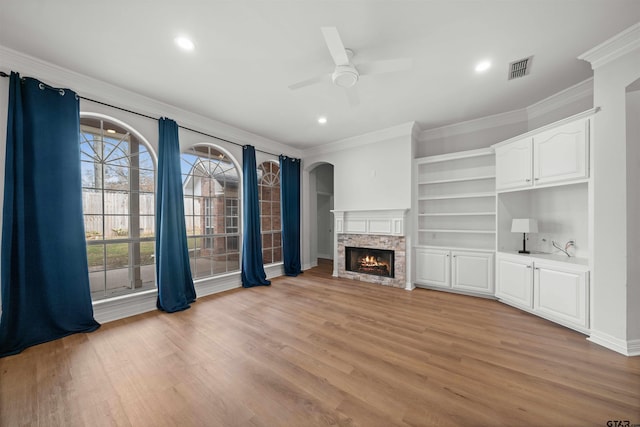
xmin=194 ymin=257 xmax=213 ymax=279
xmin=273 ymin=232 xmax=282 ymax=248
xmin=193 ymin=216 xmax=205 ymax=235
xmin=260 ymin=201 xmax=271 ymax=216
xmin=140 ymin=196 xmax=155 ymax=215
xmin=139 ymin=169 xmax=155 ymax=193
xmin=227 ymin=236 xmax=240 ymax=253
xmin=227 ymin=253 xmax=240 ymax=272
xmin=103 ymin=190 xmax=129 ymax=215
xmin=106 ymin=268 xmax=131 ymax=295
xmin=185 ymin=216 xmax=196 ymax=236
xmin=263 ymin=249 xmax=273 ymax=264
xmin=82 ymin=190 xmax=103 ymax=214
xmin=214 ymin=236 xmax=226 ymax=254
xmin=273 ymin=247 xmax=282 ymax=263
xmin=212 ymin=255 xmax=228 ymax=274
xmin=140 ymin=216 xmax=154 ymax=237
xmin=103 ymin=166 xmax=129 ymax=190
xmin=261 ymin=216 xmax=272 ymax=233
xmin=140 ymin=240 xmax=155 ymax=265
xmin=89 ymin=272 xmax=106 ymax=300
xmin=138 ymin=150 xmax=154 ymax=171
xmin=84 ymin=215 xmax=103 ymax=239
xmin=262 ymin=233 xmax=273 ymax=249
xmin=81 ymin=161 xmax=100 ymax=189
xmin=86 ymin=244 xmax=104 ymax=271
xmin=105 ymin=216 xmax=130 ymax=239
xmin=272 ymin=214 xmax=282 ymax=231
xmin=106 ymin=243 xmax=129 ymax=269
xmin=140 ymin=264 xmax=156 ymax=289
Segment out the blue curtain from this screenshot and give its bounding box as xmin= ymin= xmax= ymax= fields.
xmin=0 ymin=73 xmax=100 ymax=357
xmin=279 ymin=155 xmax=302 ymax=276
xmin=155 ymin=118 xmax=196 ymax=312
xmin=241 ymin=145 xmax=270 ymax=287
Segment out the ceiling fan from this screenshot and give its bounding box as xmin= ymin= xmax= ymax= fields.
xmin=288 ymin=27 xmax=413 ymax=105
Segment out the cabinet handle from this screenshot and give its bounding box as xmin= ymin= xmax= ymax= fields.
xmin=534 ymin=178 xmax=540 ymax=181
xmin=525 ymin=179 xmax=531 ymax=182
xmin=526 ymin=265 xmax=532 ymax=269
xmin=534 ymin=267 xmax=540 ymax=270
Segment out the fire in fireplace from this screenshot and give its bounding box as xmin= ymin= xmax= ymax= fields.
xmin=345 ymin=246 xmax=395 ymax=278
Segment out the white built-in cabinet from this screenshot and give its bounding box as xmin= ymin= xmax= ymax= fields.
xmin=416 ymin=248 xmax=494 ymax=293
xmin=496 ymin=117 xmax=589 ymax=191
xmin=496 ymin=253 xmax=589 ymax=333
xmin=492 ymin=109 xmax=595 ymax=334
xmin=413 ymin=148 xmax=495 ymax=296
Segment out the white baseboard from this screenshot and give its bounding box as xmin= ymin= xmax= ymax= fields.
xmin=317 ymin=253 xmax=333 ymax=260
xmin=405 ymin=281 xmax=415 ymax=291
xmin=588 ymin=330 xmax=640 ymax=356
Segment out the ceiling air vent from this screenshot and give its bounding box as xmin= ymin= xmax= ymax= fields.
xmin=508 ymin=56 xmax=533 ymax=80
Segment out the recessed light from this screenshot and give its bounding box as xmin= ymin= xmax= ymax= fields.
xmin=106 ymin=129 xmax=116 ymax=134
xmin=317 ymin=116 xmax=327 ymax=125
xmin=175 ymin=36 xmax=195 ymax=51
xmin=475 ymin=60 xmax=491 ymax=73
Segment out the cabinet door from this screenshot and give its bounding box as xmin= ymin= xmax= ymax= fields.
xmin=415 ymin=248 xmax=451 ymax=288
xmin=495 ymin=138 xmax=533 ymax=191
xmin=534 ymin=263 xmax=588 ymax=329
xmin=496 ymin=256 xmax=533 ymax=308
xmin=451 ymin=251 xmax=494 ymax=293
xmin=533 ymin=118 xmax=589 ymax=185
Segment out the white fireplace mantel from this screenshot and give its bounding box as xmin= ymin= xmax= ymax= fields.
xmin=332 ymin=209 xmax=409 ymax=237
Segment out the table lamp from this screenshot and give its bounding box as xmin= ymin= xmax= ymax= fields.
xmin=511 ymin=218 xmax=538 ymax=254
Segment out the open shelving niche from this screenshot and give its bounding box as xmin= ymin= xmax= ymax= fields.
xmin=414 ymin=147 xmax=496 ymax=252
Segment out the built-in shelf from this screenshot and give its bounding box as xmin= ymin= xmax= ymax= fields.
xmin=414 ymin=148 xmax=496 ymax=252
xmin=418 ymin=192 xmax=495 ymax=201
xmin=419 ymin=229 xmax=495 ymax=234
xmin=418 ymin=175 xmax=496 ymax=185
xmin=419 ymin=212 xmax=495 ymax=217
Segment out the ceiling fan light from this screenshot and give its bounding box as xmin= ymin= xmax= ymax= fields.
xmin=332 ymin=65 xmax=359 ymax=88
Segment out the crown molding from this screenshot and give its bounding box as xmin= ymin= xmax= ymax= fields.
xmin=302 ymin=121 xmax=415 ymax=158
xmin=578 ymin=22 xmax=640 ymax=70
xmin=527 ymin=77 xmax=593 ymax=120
xmin=0 ymin=45 xmax=301 ymax=158
xmin=418 ymin=108 xmax=527 ymax=143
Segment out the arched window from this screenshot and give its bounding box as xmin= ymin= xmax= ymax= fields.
xmin=80 ymin=116 xmax=156 ymax=301
xmin=181 ymin=145 xmax=240 ymax=278
xmin=258 ymin=161 xmax=282 ymax=264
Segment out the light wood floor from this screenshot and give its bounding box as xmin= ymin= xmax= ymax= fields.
xmin=1 ymin=259 xmax=639 ymax=426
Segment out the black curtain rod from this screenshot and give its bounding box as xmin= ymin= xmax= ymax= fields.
xmin=0 ymin=70 xmax=285 ymax=158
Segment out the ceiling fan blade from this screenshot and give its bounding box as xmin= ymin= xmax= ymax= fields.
xmin=321 ymin=27 xmax=350 ymax=66
xmin=358 ymin=58 xmax=413 ymax=76
xmin=345 ymin=86 xmax=360 ymax=107
xmin=288 ymin=73 xmax=330 ymax=90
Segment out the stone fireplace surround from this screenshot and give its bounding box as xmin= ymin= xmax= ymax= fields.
xmin=332 ymin=209 xmax=411 ymax=290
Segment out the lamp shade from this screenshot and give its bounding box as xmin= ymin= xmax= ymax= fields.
xmin=511 ymin=218 xmax=538 ymax=233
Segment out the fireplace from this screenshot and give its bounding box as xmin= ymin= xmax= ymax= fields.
xmin=345 ymin=246 xmax=395 ymax=278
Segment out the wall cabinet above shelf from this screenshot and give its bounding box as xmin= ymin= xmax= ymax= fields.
xmin=493 ymin=115 xmax=590 ymax=192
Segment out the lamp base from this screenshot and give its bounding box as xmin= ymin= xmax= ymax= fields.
xmin=518 ymin=250 xmax=530 ymax=254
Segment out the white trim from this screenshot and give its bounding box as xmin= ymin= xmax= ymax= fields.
xmin=588 ymin=330 xmax=639 ymax=356
xmin=527 ymin=78 xmax=594 ymax=120
xmin=332 ymin=209 xmax=409 ymax=237
xmin=628 ymin=339 xmax=640 ymax=357
xmin=578 ymin=22 xmax=640 ymax=70
xmin=302 ymin=122 xmax=415 ymax=157
xmin=419 ymin=109 xmax=527 ymax=142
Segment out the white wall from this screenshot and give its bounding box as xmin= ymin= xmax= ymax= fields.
xmin=301 ymin=123 xmax=414 ymax=269
xmin=587 ymin=38 xmax=640 ymax=352
xmin=626 ymin=87 xmax=640 ymax=342
xmin=417 ymin=120 xmax=527 ymax=158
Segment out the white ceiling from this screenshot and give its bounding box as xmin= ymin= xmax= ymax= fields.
xmin=1 ymin=1 xmax=639 ymax=150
